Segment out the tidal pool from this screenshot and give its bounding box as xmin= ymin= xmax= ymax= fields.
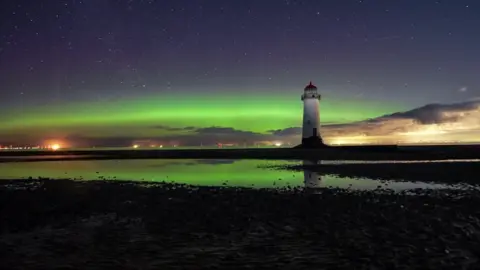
xmin=0 ymin=158 xmax=471 ymax=191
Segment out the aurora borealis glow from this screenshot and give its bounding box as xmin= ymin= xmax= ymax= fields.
xmin=0 ymin=92 xmax=402 ymax=143
xmin=1 ymin=0 xmax=479 ymax=147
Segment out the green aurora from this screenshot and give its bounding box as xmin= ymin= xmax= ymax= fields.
xmin=0 ymin=92 xmax=404 ymax=143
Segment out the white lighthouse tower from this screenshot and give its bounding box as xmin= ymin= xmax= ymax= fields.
xmin=300 ymin=81 xmax=325 ymax=147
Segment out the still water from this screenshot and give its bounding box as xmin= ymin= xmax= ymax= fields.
xmin=0 ymin=158 xmax=470 ymax=191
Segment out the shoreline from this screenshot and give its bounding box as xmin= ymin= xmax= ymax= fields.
xmin=1 ymin=145 xmax=480 ymax=161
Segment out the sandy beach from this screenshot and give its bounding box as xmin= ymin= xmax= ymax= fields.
xmin=1 ymin=179 xmax=480 ymax=269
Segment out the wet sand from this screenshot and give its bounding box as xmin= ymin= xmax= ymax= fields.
xmin=1 ymin=144 xmax=480 ymax=162
xmin=1 ymin=179 xmax=480 ymax=269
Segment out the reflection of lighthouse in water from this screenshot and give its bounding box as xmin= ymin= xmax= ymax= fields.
xmin=303 ymin=160 xmax=322 ymax=192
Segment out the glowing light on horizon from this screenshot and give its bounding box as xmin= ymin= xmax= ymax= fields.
xmin=51 ymin=144 xmax=60 ymax=150
xmin=397 ymin=129 xmax=447 ymax=136
xmin=329 ymin=135 xmax=369 ymax=145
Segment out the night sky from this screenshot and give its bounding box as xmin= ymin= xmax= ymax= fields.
xmin=1 ymin=0 xmax=479 ymax=147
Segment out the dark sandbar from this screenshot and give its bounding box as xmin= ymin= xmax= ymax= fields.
xmin=1 ymin=144 xmax=480 ymax=162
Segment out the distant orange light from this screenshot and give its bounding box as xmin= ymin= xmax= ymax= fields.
xmin=51 ymin=144 xmax=60 ymax=150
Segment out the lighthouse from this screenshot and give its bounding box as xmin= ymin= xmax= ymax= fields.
xmin=299 ymin=81 xmax=326 ymax=148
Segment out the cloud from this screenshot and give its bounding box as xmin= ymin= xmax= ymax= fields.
xmin=152 ymin=126 xmax=262 ymax=137
xmin=268 ymin=127 xmax=301 ymax=136
xmin=186 ymin=126 xmax=273 ymax=144
xmin=194 ymin=127 xmax=259 ymax=136
xmin=382 ymin=101 xmax=480 ymax=125
xmin=270 ymin=100 xmax=480 ymax=143
xmin=458 ymin=86 xmax=468 ymax=92
xmin=151 ymin=125 xmax=196 ymax=131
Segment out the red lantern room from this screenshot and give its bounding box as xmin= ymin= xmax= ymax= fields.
xmin=304 ymin=81 xmax=318 ymax=90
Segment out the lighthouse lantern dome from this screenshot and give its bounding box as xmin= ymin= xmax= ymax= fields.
xmin=304 ymin=81 xmax=318 ymax=91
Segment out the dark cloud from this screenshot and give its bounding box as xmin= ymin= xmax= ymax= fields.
xmin=152 ymin=125 xmax=262 ymax=137
xmin=268 ymin=127 xmax=301 ymax=136
xmin=195 ymin=126 xmax=260 ymax=136
xmin=151 ymin=125 xmax=196 ymax=131
xmin=381 ymin=101 xmax=480 ymax=125
xmin=186 ymin=126 xmax=273 ymax=145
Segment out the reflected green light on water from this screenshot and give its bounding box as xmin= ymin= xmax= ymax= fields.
xmin=0 ymin=159 xmax=460 ymax=190
xmin=0 ymin=159 xmax=302 ymax=188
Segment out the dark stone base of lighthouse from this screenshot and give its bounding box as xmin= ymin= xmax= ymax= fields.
xmin=294 ymin=135 xmax=329 ymax=149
